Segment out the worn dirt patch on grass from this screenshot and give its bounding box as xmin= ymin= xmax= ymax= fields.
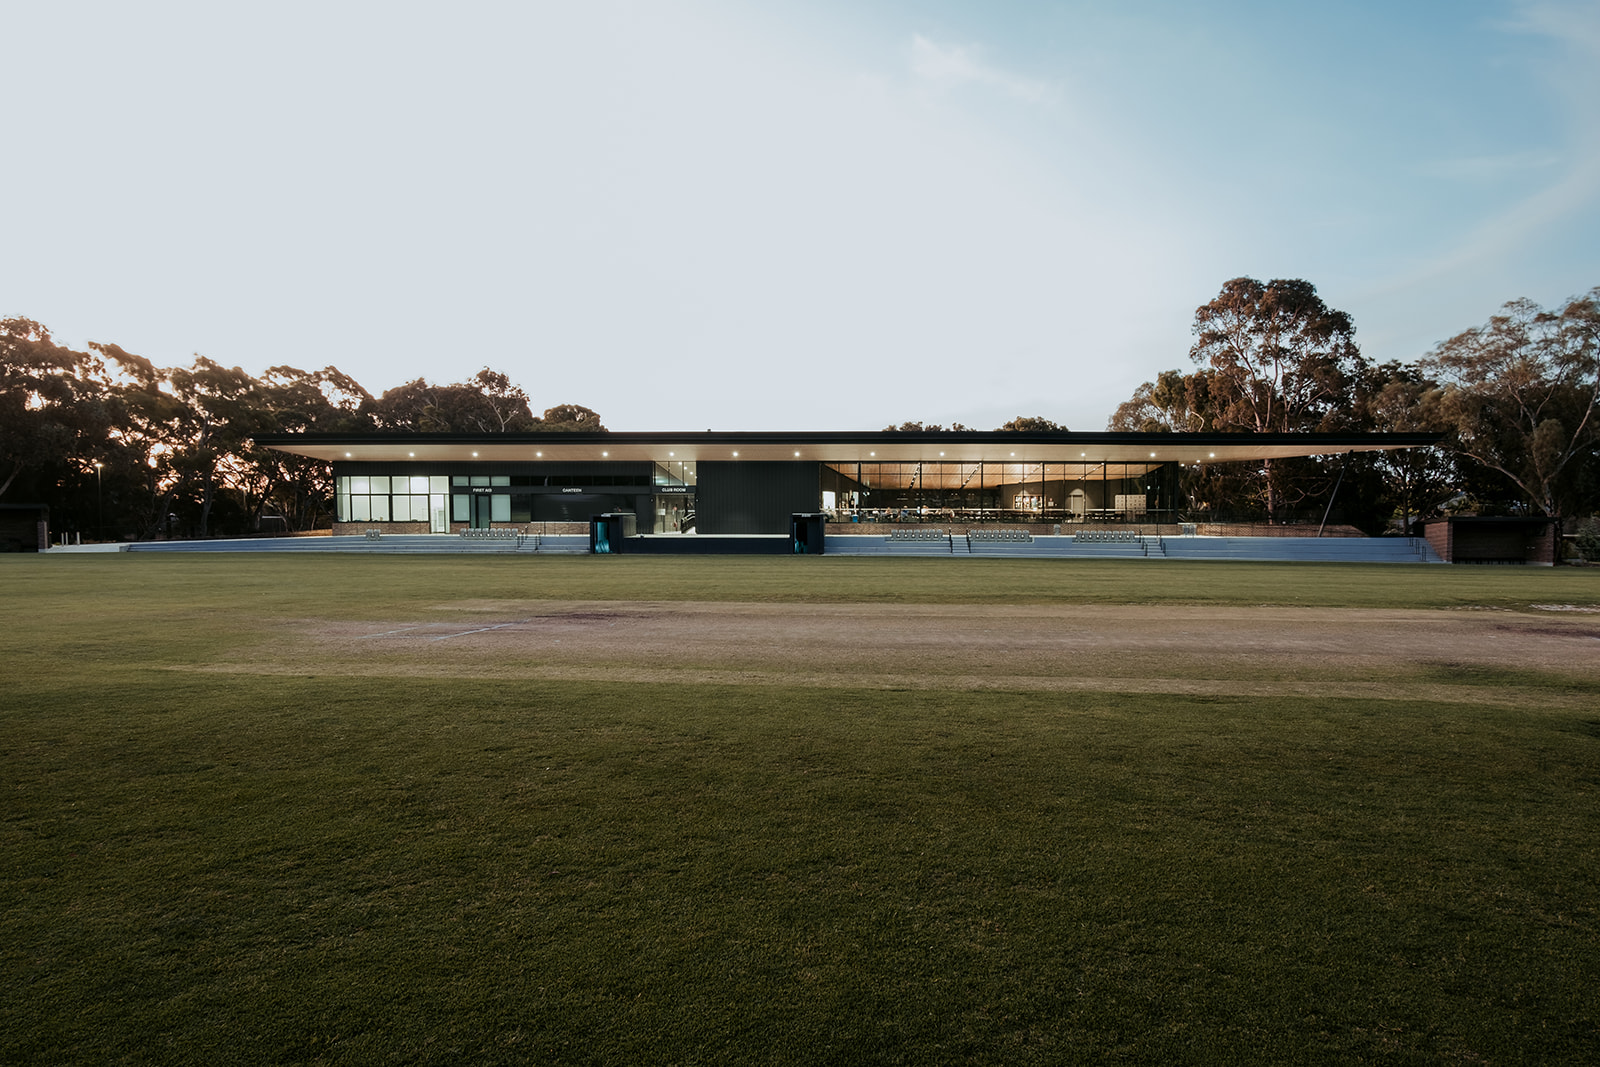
xmin=191 ymin=602 xmax=1600 ymax=708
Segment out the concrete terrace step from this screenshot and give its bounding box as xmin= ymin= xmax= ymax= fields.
xmin=1161 ymin=537 xmax=1441 ymax=562
xmin=965 ymin=540 xmax=1145 ymax=558
xmin=524 ymin=534 xmax=591 ymax=554
xmin=829 ymin=537 xmax=955 ymax=556
xmin=824 ymin=534 xmax=1441 ymax=562
xmin=122 ymin=533 xmax=587 ymax=554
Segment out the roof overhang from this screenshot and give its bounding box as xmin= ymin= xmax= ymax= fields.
xmin=252 ymin=431 xmax=1442 ymax=466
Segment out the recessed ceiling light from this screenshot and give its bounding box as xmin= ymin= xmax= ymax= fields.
xmin=732 ymin=451 xmax=739 ymax=457
xmin=345 ymin=452 xmax=352 ymax=458
xmin=536 ymin=451 xmax=542 ymax=457
xmin=1151 ymin=452 xmax=1157 ymax=458
xmin=668 ymin=451 xmax=674 ymax=457
xmin=472 ymin=452 xmax=478 ymax=457
xmin=794 ymin=451 xmax=800 ymax=457
xmin=408 ymin=451 xmax=414 ymax=457
xmin=602 ymin=451 xmax=608 ymax=457
xmin=939 ymin=451 xmax=945 ymax=456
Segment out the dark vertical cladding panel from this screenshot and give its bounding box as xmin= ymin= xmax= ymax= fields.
xmin=697 ymin=462 xmax=819 ymax=534
xmin=533 ymin=493 xmax=640 ymax=523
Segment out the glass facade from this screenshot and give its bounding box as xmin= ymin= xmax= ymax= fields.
xmin=334 ymin=457 xmax=1175 ymax=530
xmin=335 ymin=464 xmax=691 ymax=531
xmin=821 ymin=461 xmax=1175 ymax=523
xmin=338 ymin=475 xmax=452 ymax=530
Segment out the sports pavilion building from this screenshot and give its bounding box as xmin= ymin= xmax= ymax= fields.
xmin=256 ymin=430 xmax=1438 ymax=537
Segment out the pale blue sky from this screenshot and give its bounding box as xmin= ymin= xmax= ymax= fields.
xmin=3 ymin=1 xmax=1595 ymax=431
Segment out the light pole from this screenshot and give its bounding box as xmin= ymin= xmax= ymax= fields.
xmin=94 ymin=462 xmax=103 ymax=542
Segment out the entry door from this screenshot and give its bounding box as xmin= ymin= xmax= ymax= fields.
xmin=429 ymin=495 xmax=448 ymax=533
xmin=471 ymin=495 xmax=494 ymax=529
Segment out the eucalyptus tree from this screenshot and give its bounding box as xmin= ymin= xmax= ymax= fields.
xmin=1422 ymin=288 xmax=1599 ymax=519
xmin=1188 ymin=278 xmax=1367 ymax=521
xmin=363 ymin=368 xmax=539 ymax=432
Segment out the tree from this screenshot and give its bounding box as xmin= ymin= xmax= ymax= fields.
xmin=535 ymin=404 xmax=606 ymax=432
xmin=1189 ymin=278 xmax=1366 ymax=520
xmin=995 ymin=416 xmax=1067 ymax=432
xmin=241 ymin=366 xmax=373 ymax=531
xmin=1190 ymin=278 xmax=1364 ymax=433
xmin=1345 ymin=361 xmax=1458 ymax=534
xmin=0 ymin=319 xmax=112 ymax=502
xmin=1107 ymin=370 xmax=1216 ymax=433
xmin=165 ymin=357 xmax=272 ymax=537
xmin=363 ymin=368 xmax=539 ymax=433
xmin=1422 ymin=289 xmax=1600 ymax=518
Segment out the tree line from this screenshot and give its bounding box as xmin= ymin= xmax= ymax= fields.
xmin=1106 ymin=278 xmax=1599 ymax=532
xmin=0 ymin=320 xmax=604 ymax=541
xmin=4 ymin=279 xmax=1596 ymax=543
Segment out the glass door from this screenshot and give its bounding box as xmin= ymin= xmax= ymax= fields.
xmin=471 ymin=495 xmax=494 ymax=529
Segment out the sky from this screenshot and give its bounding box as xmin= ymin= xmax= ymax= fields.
xmin=4 ymin=0 xmax=1597 ymax=432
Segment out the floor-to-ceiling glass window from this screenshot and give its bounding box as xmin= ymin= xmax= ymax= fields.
xmin=817 ymin=460 xmax=1175 ymax=524
xmin=651 ymin=461 xmax=696 ymax=532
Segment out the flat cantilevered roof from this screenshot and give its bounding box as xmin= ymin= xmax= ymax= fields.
xmin=255 ymin=430 xmax=1441 ymax=465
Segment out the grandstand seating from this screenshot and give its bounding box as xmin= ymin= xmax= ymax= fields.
xmin=827 ymin=534 xmax=1441 ymax=562
xmin=125 ymin=531 xmax=590 ymax=555
xmin=888 ymin=528 xmax=950 ymax=542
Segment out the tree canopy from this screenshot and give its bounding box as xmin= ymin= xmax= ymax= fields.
xmin=0 ymin=319 xmax=606 ymax=541
xmin=1109 ymin=279 xmax=1599 ymax=530
xmin=1189 ymin=277 xmax=1364 ymax=435
xmin=995 ymin=416 xmax=1067 ymax=432
xmin=1422 ymin=289 xmax=1599 ymax=518
xmin=879 ymin=418 xmax=1064 ymax=432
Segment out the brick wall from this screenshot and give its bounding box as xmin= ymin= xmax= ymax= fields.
xmin=1423 ymin=521 xmax=1452 ymax=562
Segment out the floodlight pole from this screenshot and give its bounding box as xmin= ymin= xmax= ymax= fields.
xmin=1317 ymin=457 xmax=1347 ymax=537
xmin=94 ymin=462 xmax=103 ymax=542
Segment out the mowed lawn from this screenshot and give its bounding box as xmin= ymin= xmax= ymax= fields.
xmin=4 ymin=555 xmax=1599 ymax=1065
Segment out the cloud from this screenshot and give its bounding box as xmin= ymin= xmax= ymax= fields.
xmin=908 ymin=34 xmax=1056 ymax=104
xmin=1505 ymin=0 xmax=1600 ymax=54
xmin=1368 ymin=0 xmax=1600 ymax=298
xmin=1418 ymin=151 xmax=1563 ymax=182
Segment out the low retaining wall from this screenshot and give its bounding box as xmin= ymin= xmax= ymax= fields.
xmin=826 ymin=522 xmax=1184 ymax=538
xmin=331 ymin=521 xmax=590 ymax=537
xmin=1196 ymin=523 xmax=1366 ymax=538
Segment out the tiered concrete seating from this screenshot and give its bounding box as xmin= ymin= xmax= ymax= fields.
xmin=826 ymin=534 xmax=1440 ymax=562
xmin=1161 ymin=536 xmax=1442 ymax=563
xmin=127 ymin=533 xmax=549 ymax=554
xmin=529 ymin=534 xmax=591 ymax=554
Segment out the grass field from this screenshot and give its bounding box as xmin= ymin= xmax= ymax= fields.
xmin=4 ymin=555 xmax=1599 ymax=1064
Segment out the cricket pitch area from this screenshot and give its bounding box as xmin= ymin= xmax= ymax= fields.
xmin=254 ymin=598 xmax=1600 ymax=711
